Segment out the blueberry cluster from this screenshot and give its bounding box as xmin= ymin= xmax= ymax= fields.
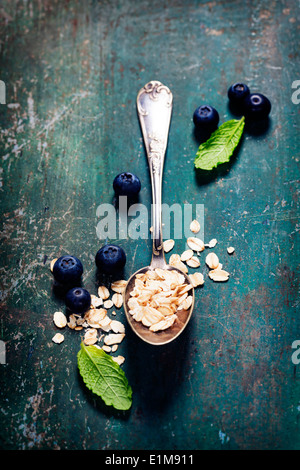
xmin=227 ymin=82 xmax=271 ymax=120
xmin=52 ymin=255 xmax=91 ymax=313
xmin=52 ymin=245 xmax=126 ymax=314
xmin=193 ymin=82 xmax=271 ymax=133
xmin=51 ymin=172 xmax=141 ymax=314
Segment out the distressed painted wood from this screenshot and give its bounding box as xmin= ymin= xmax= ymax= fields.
xmin=0 ymin=0 xmax=299 ymax=450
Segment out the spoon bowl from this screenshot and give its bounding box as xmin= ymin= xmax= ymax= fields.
xmin=124 ymin=264 xmax=194 ymax=346
xmin=123 ymin=81 xmax=195 ymax=345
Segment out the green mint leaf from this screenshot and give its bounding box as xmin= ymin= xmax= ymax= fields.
xmin=194 ymin=116 xmax=245 ymax=170
xmin=77 ymin=342 xmax=132 ymax=411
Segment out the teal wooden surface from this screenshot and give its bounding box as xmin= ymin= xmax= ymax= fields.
xmin=0 ymin=0 xmax=299 ymax=450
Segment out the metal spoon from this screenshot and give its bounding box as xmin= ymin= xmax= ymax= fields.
xmin=123 ymin=80 xmax=194 ymax=346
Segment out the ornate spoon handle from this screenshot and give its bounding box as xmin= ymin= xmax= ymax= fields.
xmin=137 ymin=81 xmax=173 ymax=267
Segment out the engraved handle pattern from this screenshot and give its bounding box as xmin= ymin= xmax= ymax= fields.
xmin=137 ymin=80 xmax=173 ymax=174
xmin=137 ymin=81 xmax=173 ymax=266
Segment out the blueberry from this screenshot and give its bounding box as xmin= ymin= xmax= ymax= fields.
xmin=243 ymin=93 xmax=271 ymax=120
xmin=65 ymin=287 xmax=91 ymax=314
xmin=52 ymin=255 xmax=83 ymax=285
xmin=193 ymin=105 xmax=219 ymax=130
xmin=228 ymin=83 xmax=250 ymax=104
xmin=113 ymin=172 xmax=141 ymax=197
xmin=95 ymin=244 xmax=126 ymax=274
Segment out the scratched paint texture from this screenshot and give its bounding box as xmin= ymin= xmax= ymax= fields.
xmin=0 ymin=0 xmax=299 ymax=450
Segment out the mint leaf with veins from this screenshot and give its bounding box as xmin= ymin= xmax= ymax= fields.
xmin=194 ymin=116 xmax=245 ymax=170
xmin=77 ymin=342 xmax=132 ymax=410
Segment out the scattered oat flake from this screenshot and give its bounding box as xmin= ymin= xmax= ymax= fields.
xmin=186 ymin=256 xmax=200 ymax=268
xmin=227 ymin=246 xmax=235 ymax=254
xmin=163 ymin=239 xmax=175 ymax=253
xmin=102 ymin=345 xmax=111 ymax=353
xmin=110 ymin=320 xmax=125 ymax=334
xmin=111 ymin=280 xmax=127 ymax=294
xmin=112 ymin=293 xmax=123 ymax=308
xmin=103 ymin=299 xmax=113 ymax=309
xmin=104 ymin=333 xmax=125 ymax=346
xmin=67 ymin=314 xmax=77 ymax=329
xmin=190 ymin=219 xmax=200 ymax=233
xmin=187 ymin=237 xmax=205 ymax=252
xmin=189 ymin=272 xmax=204 ymax=287
xmin=76 ymin=316 xmax=86 ymax=326
xmin=172 ymin=260 xmax=188 ymax=273
xmin=83 ymin=328 xmax=98 ymax=345
xmin=111 ymin=344 xmax=118 ymax=352
xmin=209 ymin=269 xmax=230 ymax=282
xmin=180 ymin=249 xmax=193 ymax=261
xmin=97 ymin=285 xmax=110 ymax=300
xmin=98 ymin=316 xmax=112 ymax=332
xmin=85 ymin=308 xmax=107 ymax=328
xmin=52 ymin=333 xmax=64 ymax=344
xmin=205 ymin=239 xmax=217 ymax=249
xmin=53 ymin=311 xmax=67 ymax=328
xmin=90 ymin=294 xmax=103 ymax=308
xmin=112 ymin=355 xmax=125 ymax=365
xmin=169 ymin=254 xmax=188 ymax=273
xmin=169 ymin=253 xmax=181 ymax=265
xmin=205 ymin=252 xmax=219 ymax=269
